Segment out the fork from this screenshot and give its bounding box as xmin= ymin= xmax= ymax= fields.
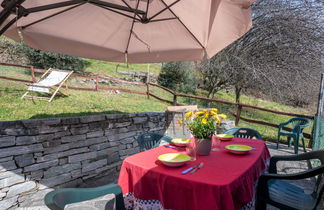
xmin=190 ymin=162 xmax=204 ymax=174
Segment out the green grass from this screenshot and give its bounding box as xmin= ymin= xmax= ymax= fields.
xmin=84 ymin=59 xmax=162 ymax=78
xmin=0 ymin=64 xmax=314 ymax=145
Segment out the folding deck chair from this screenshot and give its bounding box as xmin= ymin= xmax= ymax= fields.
xmin=21 ymin=68 xmax=73 ymax=102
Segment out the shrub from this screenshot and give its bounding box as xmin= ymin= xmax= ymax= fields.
xmin=157 ymin=62 xmax=197 ymax=93
xmin=18 ymin=44 xmax=90 ymax=74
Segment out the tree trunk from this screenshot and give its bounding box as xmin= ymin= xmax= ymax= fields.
xmin=235 ymin=86 xmax=242 ymax=103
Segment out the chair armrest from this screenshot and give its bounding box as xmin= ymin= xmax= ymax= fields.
xmin=269 ymin=151 xmax=324 ymax=173
xmin=279 ymin=121 xmax=290 ymax=128
xmin=44 ymin=184 xmax=125 ymax=210
xmin=262 ymin=164 xmax=324 ymax=181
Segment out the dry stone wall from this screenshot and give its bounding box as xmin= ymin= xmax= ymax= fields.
xmin=0 ymin=112 xmax=167 ymax=209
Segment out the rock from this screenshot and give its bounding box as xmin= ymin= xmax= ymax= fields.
xmin=16 ymin=136 xmax=37 ymax=145
xmin=89 ymin=142 xmax=112 ymax=151
xmin=43 ymin=163 xmax=81 ymax=178
xmin=36 ymin=154 xmax=58 ymax=163
xmin=70 ymin=126 xmax=89 ymax=135
xmin=119 ymin=148 xmax=140 ymax=156
xmin=80 ymin=115 xmax=105 ymax=123
xmin=86 ymin=131 xmax=104 ymax=138
xmin=0 ymin=169 xmax=22 ymax=179
xmin=58 ymin=147 xmax=89 ymax=158
xmin=107 ymin=152 xmax=120 ymax=164
xmin=0 ymin=173 xmax=25 ymax=188
xmin=114 ymin=122 xmax=131 ymax=128
xmin=0 ymin=196 xmax=17 ymax=209
xmin=133 ymin=117 xmax=148 ymax=124
xmin=0 ymin=144 xmax=43 ymax=158
xmin=61 ymin=134 xmax=86 ymax=143
xmin=61 ymin=117 xmax=80 ymax=125
xmin=36 ymin=134 xmax=55 ymax=142
xmin=15 ymin=154 xmax=35 ymax=167
xmin=68 ymin=152 xmax=97 ymax=163
xmin=0 ymin=136 xmax=15 ymax=147
xmin=7 ymin=181 xmax=37 ymax=197
xmin=40 ymin=173 xmax=72 ymax=188
xmin=0 ymin=156 xmax=13 ymax=163
xmin=0 ymin=160 xmax=17 ymax=172
xmin=107 ymin=131 xmax=137 ymax=142
xmin=24 ymin=159 xmax=59 ymax=172
xmin=30 ymin=170 xmax=43 ymax=180
xmin=97 ymin=147 xmax=119 ymax=158
xmin=82 ymin=159 xmax=107 ymax=173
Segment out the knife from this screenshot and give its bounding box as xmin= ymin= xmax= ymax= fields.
xmin=181 ymin=163 xmax=201 ymax=175
xmin=163 ymin=145 xmax=178 ymax=149
xmin=190 ymin=162 xmax=204 ymax=174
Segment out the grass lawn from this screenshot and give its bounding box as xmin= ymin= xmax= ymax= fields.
xmin=0 ymin=64 xmax=314 ymax=145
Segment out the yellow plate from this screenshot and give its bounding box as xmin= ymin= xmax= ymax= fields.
xmin=216 ymin=134 xmax=234 ymax=141
xmin=225 ymin=144 xmax=252 ymax=154
xmin=158 ymin=153 xmax=191 ymax=167
xmin=171 ymin=138 xmax=191 ymax=146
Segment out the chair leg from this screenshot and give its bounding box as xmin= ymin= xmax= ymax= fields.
xmin=293 ymin=137 xmax=298 ymax=154
xmin=277 ymin=133 xmax=280 ymax=149
xmin=301 ymin=137 xmax=306 ymax=152
xmin=21 ymin=91 xmax=29 ymax=99
xmin=287 ymin=137 xmax=291 ymax=147
xmin=255 ymin=199 xmax=267 ymax=210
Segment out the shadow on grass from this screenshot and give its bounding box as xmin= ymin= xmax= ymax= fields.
xmin=29 ymin=110 xmax=129 ymax=119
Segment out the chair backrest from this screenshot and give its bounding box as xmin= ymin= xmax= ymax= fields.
xmin=288 ymin=117 xmax=310 ymax=132
xmin=37 ymin=70 xmax=72 ymax=87
xmin=136 ymin=132 xmax=172 ymax=151
xmin=224 ymin=127 xmax=262 ymax=139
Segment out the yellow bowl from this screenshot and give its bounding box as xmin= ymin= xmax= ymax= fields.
xmin=216 ymin=134 xmax=234 ymax=141
xmin=171 ymin=138 xmax=191 ymax=147
xmin=158 ymin=153 xmax=191 ymax=167
xmin=225 ymin=144 xmax=253 ymax=154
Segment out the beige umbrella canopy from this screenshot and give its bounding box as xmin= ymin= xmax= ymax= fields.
xmin=0 ymin=0 xmax=254 ymax=63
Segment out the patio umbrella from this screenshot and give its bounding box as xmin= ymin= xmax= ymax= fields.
xmin=0 ymin=0 xmax=254 ymax=63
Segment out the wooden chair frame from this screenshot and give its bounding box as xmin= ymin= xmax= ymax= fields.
xmin=21 ymin=68 xmax=73 ymax=102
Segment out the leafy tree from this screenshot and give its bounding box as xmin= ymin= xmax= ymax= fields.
xmin=18 ymin=44 xmax=90 ymax=74
xmin=157 ymin=62 xmax=197 ymax=93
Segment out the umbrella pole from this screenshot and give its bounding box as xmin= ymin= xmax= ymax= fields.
xmin=146 ymin=64 xmax=150 ymax=99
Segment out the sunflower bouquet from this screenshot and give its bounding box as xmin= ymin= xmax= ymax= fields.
xmin=180 ymin=108 xmax=227 ymax=140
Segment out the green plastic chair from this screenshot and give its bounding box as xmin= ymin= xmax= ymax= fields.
xmin=224 ymin=127 xmax=262 ymax=139
xmin=255 ymin=150 xmax=324 ymax=210
xmin=277 ymin=117 xmax=310 ymax=154
xmin=136 ymin=132 xmax=172 ymax=151
xmin=44 ymin=184 xmax=126 ymax=210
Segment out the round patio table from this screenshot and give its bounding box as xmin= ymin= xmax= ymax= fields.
xmin=118 ymin=137 xmax=271 ymax=210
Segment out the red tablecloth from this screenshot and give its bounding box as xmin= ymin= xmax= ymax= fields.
xmin=118 ymin=138 xmax=271 ymax=210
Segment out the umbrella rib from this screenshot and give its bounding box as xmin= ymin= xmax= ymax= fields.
xmin=0 ymin=15 xmax=23 ymax=35
xmin=121 ymin=0 xmax=142 ymax=20
xmin=90 ymin=3 xmax=141 ymax=22
xmin=148 ymin=0 xmax=180 ymax=22
xmin=89 ymin=0 xmax=145 ymax=15
xmin=149 ymin=17 xmax=177 ymax=23
xmin=21 ymin=3 xmax=86 ymax=29
xmin=160 ymin=0 xmax=205 ymax=50
xmin=125 ymin=0 xmax=141 ymax=54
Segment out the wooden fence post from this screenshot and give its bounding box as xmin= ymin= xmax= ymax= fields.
xmin=146 ymin=83 xmax=150 ymax=99
xmin=95 ymin=75 xmax=99 ymax=91
xmin=30 ymin=66 xmax=36 ymax=82
xmin=173 ymin=94 xmax=177 ymax=106
xmin=235 ymin=104 xmax=243 ymax=126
